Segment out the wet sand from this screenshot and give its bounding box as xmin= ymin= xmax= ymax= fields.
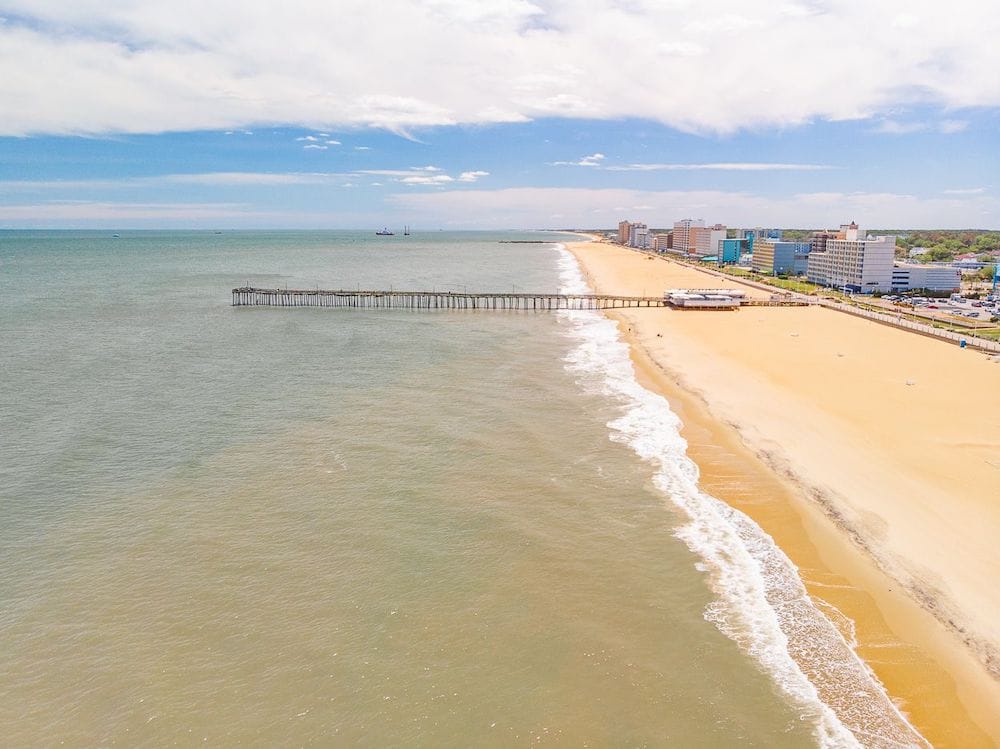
xmin=568 ymin=239 xmax=1000 ymax=747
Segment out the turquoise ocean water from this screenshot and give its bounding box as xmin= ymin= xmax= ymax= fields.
xmin=0 ymin=231 xmax=922 ymax=746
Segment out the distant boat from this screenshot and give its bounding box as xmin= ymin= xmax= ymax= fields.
xmin=404 ymin=225 xmax=410 ymax=236
xmin=375 ymin=227 xmax=394 ymax=236
xmin=112 ymin=233 xmax=120 ymax=238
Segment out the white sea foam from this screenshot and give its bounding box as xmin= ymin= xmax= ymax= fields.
xmin=551 ymin=244 xmax=928 ymax=749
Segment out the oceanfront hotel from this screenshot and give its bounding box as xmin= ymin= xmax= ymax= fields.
xmin=804 ymin=223 xmax=896 ymax=292
xmin=752 ymin=239 xmax=811 ymax=276
xmin=615 ymin=219 xmax=962 ymax=293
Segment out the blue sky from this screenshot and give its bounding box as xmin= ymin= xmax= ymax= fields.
xmin=1 ymin=0 xmax=999 ymax=229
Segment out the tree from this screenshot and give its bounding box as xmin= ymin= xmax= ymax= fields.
xmin=920 ymin=247 xmax=957 ymax=262
xmin=974 ymin=233 xmax=1000 ymax=251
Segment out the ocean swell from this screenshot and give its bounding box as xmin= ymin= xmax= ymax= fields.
xmin=552 ymin=244 xmax=928 ymax=749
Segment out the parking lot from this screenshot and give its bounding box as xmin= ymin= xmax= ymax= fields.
xmin=873 ymin=294 xmax=1000 ymax=324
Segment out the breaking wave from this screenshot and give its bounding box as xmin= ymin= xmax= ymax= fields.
xmin=553 ymin=244 xmax=928 ymax=749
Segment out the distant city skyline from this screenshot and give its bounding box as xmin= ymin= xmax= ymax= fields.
xmin=1 ymin=0 xmax=998 ymax=228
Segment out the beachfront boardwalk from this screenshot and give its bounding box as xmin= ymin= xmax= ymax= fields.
xmin=232 ymin=287 xmax=669 ymax=310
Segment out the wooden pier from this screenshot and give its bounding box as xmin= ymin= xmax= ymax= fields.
xmin=232 ymin=287 xmax=668 ymax=310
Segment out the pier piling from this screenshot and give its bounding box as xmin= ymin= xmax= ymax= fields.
xmin=231 ymin=287 xmax=670 ymax=310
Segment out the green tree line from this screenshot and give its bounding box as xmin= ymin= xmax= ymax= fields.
xmin=893 ymin=231 xmax=1000 ymax=262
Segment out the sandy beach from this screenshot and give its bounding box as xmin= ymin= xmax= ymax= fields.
xmin=567 ymin=239 xmax=1000 ymax=746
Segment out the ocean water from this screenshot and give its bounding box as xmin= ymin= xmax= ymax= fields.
xmin=0 ymin=231 xmax=922 ymax=747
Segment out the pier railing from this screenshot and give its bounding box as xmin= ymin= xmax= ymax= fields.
xmin=232 ymin=287 xmax=668 ymax=310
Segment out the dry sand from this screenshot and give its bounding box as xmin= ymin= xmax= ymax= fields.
xmin=567 ymin=239 xmax=1000 ymax=746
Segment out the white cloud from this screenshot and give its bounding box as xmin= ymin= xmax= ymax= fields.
xmin=939 ymin=119 xmax=969 ymax=134
xmin=551 ymin=153 xmax=606 ymax=167
xmin=0 ymin=178 xmax=126 ymax=191
xmin=388 ymin=186 xmax=1000 ymax=229
xmin=0 ymin=200 xmax=394 ymax=228
xmin=891 ymin=13 xmax=920 ymax=29
xmin=357 ymin=169 xmax=430 ymax=177
xmin=355 ymin=146 xmax=371 ymax=151
xmin=0 ymin=201 xmax=254 ymax=221
xmin=604 ymin=162 xmax=832 ymax=172
xmin=303 ymin=144 xmax=327 ymax=150
xmin=358 ymin=166 xmax=484 ymax=185
xmin=873 ymin=120 xmax=928 ymax=134
xmin=162 ymin=171 xmax=349 ymax=185
xmin=295 ymin=133 xmax=342 ymax=144
xmin=399 ymin=174 xmax=454 ymax=185
xmin=942 ymin=187 xmax=987 ymax=195
xmin=457 ymin=170 xmax=489 ymax=182
xmin=546 ymin=159 xmax=832 ymax=171
xmin=0 ymin=172 xmax=357 ymax=190
xmin=1 ymin=0 xmax=999 ymax=135
xmin=873 ymin=118 xmax=971 ymax=135
xmin=658 ymin=41 xmax=705 ymax=58
xmin=6 ymin=185 xmax=998 ymax=228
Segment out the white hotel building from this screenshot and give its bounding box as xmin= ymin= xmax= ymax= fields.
xmin=629 ymin=223 xmax=650 ymax=249
xmin=806 ymin=226 xmax=896 ymax=293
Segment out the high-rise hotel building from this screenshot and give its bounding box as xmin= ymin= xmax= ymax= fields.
xmin=618 ymin=220 xmax=633 ymax=245
xmin=672 ymin=219 xmax=704 ymax=253
xmin=806 ymin=224 xmax=896 ymax=292
xmin=690 ymin=224 xmax=727 ymax=256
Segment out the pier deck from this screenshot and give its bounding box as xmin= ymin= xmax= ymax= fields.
xmin=232 ymin=287 xmax=668 ymax=310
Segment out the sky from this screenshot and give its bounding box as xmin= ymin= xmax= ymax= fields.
xmin=1 ymin=0 xmax=999 ymax=230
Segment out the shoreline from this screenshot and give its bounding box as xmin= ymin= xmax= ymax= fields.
xmin=565 ymin=239 xmax=1000 ymax=746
